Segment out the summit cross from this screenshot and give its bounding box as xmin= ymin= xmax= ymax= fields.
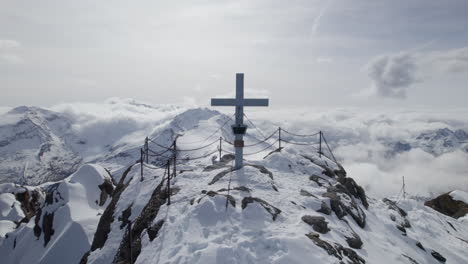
xmin=211 ymin=73 xmax=269 ymax=169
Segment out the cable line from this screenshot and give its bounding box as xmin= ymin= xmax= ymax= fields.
xmin=178 ymin=114 xmax=235 ymax=145
xmin=281 ymin=139 xmax=319 ymax=146
xmin=244 ymin=129 xmax=278 ymax=147
xmin=244 ymin=139 xmax=279 ymax=156
xmin=281 ymin=129 xmax=320 ymax=138
xmin=179 ymin=149 xmax=218 ymax=161
xmin=243 ymin=113 xmax=271 ymax=141
xmin=177 ymin=138 xmax=219 ymax=152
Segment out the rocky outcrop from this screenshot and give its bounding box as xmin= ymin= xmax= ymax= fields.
xmin=198 ymin=190 xmax=236 ymax=208
xmin=425 ymin=192 xmax=468 ymax=219
xmin=81 ymin=164 xmax=136 ymax=264
xmin=431 ymin=250 xmax=447 ymax=263
xmin=302 ymin=215 xmax=330 ymax=234
xmin=241 ymin=197 xmax=281 ymax=221
xmin=305 ymin=233 xmax=365 ymax=264
xmin=323 ymin=183 xmax=367 ymax=228
xmin=383 ymin=198 xmax=411 ymax=235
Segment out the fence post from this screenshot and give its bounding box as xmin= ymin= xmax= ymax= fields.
xmin=167 ymin=161 xmax=171 ymax=205
xmin=278 ymin=127 xmax=282 ymax=150
xmin=319 ymin=131 xmax=322 ymax=158
xmin=144 ymin=137 xmax=149 ymax=163
xmin=128 ymin=221 xmax=133 ymax=264
xmin=173 ymin=138 xmax=177 ymax=178
xmin=140 ymin=148 xmax=144 ymax=181
xmin=219 ymin=137 xmax=222 ymax=161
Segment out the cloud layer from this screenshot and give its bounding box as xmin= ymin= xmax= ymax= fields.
xmin=366 ymin=46 xmax=468 ymax=99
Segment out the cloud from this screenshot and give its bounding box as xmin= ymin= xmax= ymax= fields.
xmin=366 ymin=53 xmax=418 ymax=99
xmin=365 ymin=46 xmax=468 ymax=99
xmin=250 ymin=107 xmax=468 ymax=198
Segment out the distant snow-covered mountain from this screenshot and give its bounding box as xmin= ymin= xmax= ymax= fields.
xmin=0 ymin=101 xmax=467 ymax=264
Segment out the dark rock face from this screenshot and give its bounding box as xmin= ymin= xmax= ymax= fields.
xmin=425 ymin=192 xmax=468 ymax=219
xmin=317 ymin=201 xmax=332 ymax=215
xmin=241 ymin=197 xmax=281 ymax=221
xmin=300 ymin=189 xmax=317 ymax=198
xmin=338 ymin=177 xmax=369 ymax=209
xmin=208 ymin=167 xmax=235 ymax=185
xmin=345 ymin=233 xmax=363 ymax=249
xmin=323 ymin=183 xmax=367 ymax=228
xmin=431 ymin=250 xmax=447 ymax=263
xmin=81 ymin=164 xmax=136 ymax=264
xmin=98 ymin=179 xmax=114 ymax=206
xmin=301 ymin=215 xmax=330 ymax=234
xmin=42 ymin=212 xmax=55 ymax=246
xmin=305 ymin=233 xmax=365 ymax=264
xmin=198 ymin=190 xmax=236 ymax=208
xmin=383 ymin=198 xmax=411 ymax=235
xmin=147 ymin=220 xmax=165 ymax=242
xmin=416 ymin=241 xmax=425 ymax=251
xmin=113 ymin=176 xmax=168 ymax=264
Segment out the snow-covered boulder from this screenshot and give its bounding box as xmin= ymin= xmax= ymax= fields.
xmin=0 ymin=164 xmax=114 ymax=264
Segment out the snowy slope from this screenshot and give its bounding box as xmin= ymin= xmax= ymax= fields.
xmin=76 ymin=147 xmax=468 ymax=264
xmin=0 ymin=164 xmax=114 ymax=263
xmin=0 ymin=105 xmax=467 ymax=264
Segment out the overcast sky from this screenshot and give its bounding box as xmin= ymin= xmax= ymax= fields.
xmin=1 ymin=0 xmax=468 ymax=108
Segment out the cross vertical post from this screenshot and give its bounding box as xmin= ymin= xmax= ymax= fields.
xmin=211 ymin=73 xmax=269 ymax=169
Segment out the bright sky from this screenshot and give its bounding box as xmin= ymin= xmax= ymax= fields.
xmin=1 ymin=0 xmax=467 ymax=108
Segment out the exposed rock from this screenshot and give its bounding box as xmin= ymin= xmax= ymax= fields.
xmin=425 ymin=192 xmax=468 ymax=219
xmin=42 ymin=212 xmax=55 ymax=246
xmin=383 ymin=198 xmax=411 ymax=235
xmin=305 ymin=233 xmax=365 ymax=264
xmin=113 ymin=173 xmax=168 ymax=264
xmin=203 ymin=154 xmax=235 ymax=172
xmin=323 ymin=184 xmax=367 ymax=228
xmin=208 ymin=167 xmax=235 ymax=185
xmin=302 ymin=215 xmax=330 ymax=234
xmin=416 ymin=241 xmax=425 ymax=251
xmin=98 ymin=178 xmax=114 ymax=206
xmin=147 ymin=220 xmax=165 ymax=241
xmin=431 ymin=250 xmax=446 ymax=263
xmin=383 ymin=198 xmax=407 ymax=217
xmin=338 ymin=177 xmax=369 ymax=208
xmin=300 ymin=189 xmax=317 ymax=198
xmin=241 ymin=197 xmax=281 ymax=221
xmin=198 ymin=190 xmax=236 ymax=208
xmin=118 ymin=205 xmax=132 ymax=229
xmin=345 ymin=233 xmax=363 ymax=249
xmin=402 ymin=254 xmax=419 ymax=264
xmin=317 ymin=201 xmax=332 ymax=215
xmin=81 ymin=163 xmax=136 ymax=264
xmin=246 ymin=164 xmax=274 ymax=180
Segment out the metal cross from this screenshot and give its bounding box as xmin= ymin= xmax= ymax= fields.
xmin=211 ymin=73 xmax=269 ymax=169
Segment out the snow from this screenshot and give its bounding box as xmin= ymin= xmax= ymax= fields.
xmin=0 ymin=164 xmax=113 ymax=264
xmin=0 ymin=103 xmax=468 ymax=264
xmin=449 ymin=190 xmax=468 ymax=204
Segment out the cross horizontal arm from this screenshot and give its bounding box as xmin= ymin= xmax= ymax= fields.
xmin=211 ymin=98 xmax=269 ymax=107
xmin=211 ymin=98 xmax=236 ymax=106
xmin=242 ymin=99 xmax=269 ymax=106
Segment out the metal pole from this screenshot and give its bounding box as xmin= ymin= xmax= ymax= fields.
xmin=278 ymin=127 xmax=282 ymax=150
xmin=219 ymin=137 xmax=222 ymax=162
xmin=403 ymin=176 xmax=406 ymax=200
xmin=173 ymin=138 xmax=177 ymax=178
xmin=140 ymin=148 xmax=144 ymax=182
xmin=319 ymin=131 xmax=322 ymax=158
xmin=167 ymin=161 xmax=171 ymax=205
xmin=144 ymin=137 xmax=149 ymax=163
